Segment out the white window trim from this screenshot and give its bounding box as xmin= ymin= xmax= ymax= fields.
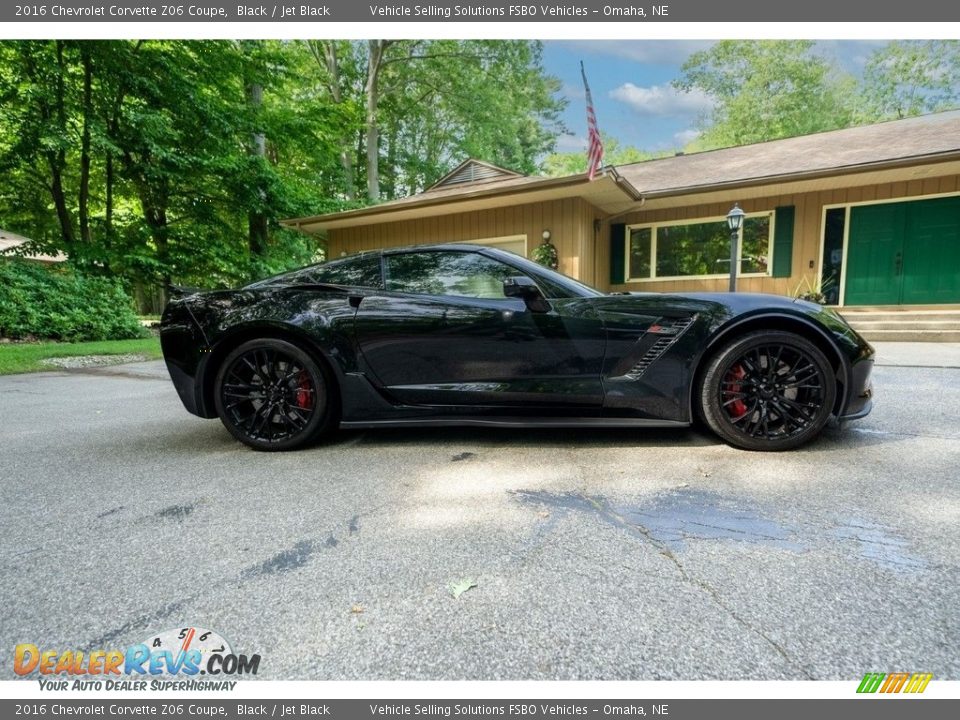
xmin=625 ymin=211 xmax=775 ymax=283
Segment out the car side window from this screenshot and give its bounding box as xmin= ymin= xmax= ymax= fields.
xmin=300 ymin=254 xmax=382 ymax=288
xmin=384 ymin=251 xmax=525 ymax=299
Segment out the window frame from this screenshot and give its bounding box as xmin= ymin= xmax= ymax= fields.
xmin=382 ymin=248 xmax=533 ymax=301
xmin=625 ymin=211 xmax=776 ymax=283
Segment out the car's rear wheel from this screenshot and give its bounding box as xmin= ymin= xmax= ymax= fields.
xmin=699 ymin=331 xmax=836 ymax=451
xmin=214 ymin=339 xmax=334 ymax=451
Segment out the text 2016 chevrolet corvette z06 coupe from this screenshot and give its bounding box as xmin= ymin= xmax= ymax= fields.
xmin=160 ymin=244 xmax=874 ymax=452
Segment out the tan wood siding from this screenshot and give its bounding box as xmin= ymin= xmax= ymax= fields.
xmin=326 ymin=197 xmax=600 ymax=280
xmin=323 ymin=174 xmax=959 ymax=300
xmin=602 ymin=176 xmax=960 ymax=295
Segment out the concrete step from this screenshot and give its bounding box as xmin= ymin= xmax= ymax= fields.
xmin=854 ymin=329 xmax=960 ymax=343
xmin=840 ymin=310 xmax=960 ymax=321
xmin=839 ymin=307 xmax=960 ymax=342
xmin=848 ymin=320 xmax=960 ymax=331
xmin=839 ymin=305 xmax=960 ymax=312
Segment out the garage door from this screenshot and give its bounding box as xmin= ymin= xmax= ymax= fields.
xmin=845 ymin=195 xmax=960 ymax=305
xmin=462 ymin=235 xmax=527 ymax=258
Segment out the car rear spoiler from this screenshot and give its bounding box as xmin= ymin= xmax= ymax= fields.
xmin=167 ymin=284 xmax=204 ymax=299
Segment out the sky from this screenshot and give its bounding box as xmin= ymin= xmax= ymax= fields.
xmin=541 ymin=40 xmax=889 ymax=154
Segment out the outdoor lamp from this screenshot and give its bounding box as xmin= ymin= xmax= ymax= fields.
xmin=726 ymin=203 xmax=745 ymax=292
xmin=535 ymin=229 xmax=558 ymax=270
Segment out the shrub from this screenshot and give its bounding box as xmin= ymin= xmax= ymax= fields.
xmin=0 ymin=260 xmax=147 ymax=342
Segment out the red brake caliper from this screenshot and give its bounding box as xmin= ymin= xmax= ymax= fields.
xmin=724 ymin=364 xmax=747 ymax=417
xmin=295 ymin=371 xmax=314 ymax=410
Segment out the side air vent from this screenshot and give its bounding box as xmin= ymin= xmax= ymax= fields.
xmin=624 ymin=316 xmax=695 ymax=380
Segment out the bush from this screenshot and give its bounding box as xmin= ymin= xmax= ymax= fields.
xmin=0 ymin=260 xmax=147 ymax=342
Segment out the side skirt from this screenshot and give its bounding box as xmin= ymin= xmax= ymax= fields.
xmin=339 ymin=417 xmax=691 ymax=430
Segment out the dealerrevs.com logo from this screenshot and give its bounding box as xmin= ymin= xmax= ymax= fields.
xmin=14 ymin=626 xmax=260 ymax=691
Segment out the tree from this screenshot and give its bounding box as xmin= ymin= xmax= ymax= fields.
xmin=301 ymin=39 xmax=565 ymax=202
xmin=542 ymin=134 xmax=668 ymax=176
xmin=305 ymin=40 xmax=362 ymax=200
xmin=862 ymin=40 xmax=960 ymax=120
xmin=0 ymin=39 xmax=565 ymax=308
xmin=0 ymin=40 xmax=336 ymax=299
xmin=0 ymin=41 xmax=77 ymax=250
xmin=673 ymin=41 xmax=858 ymax=149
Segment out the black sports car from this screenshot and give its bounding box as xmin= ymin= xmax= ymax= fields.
xmin=160 ymin=244 xmax=874 ymax=452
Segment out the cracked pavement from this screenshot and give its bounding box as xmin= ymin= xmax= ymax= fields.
xmin=1 ymin=343 xmax=958 ymax=680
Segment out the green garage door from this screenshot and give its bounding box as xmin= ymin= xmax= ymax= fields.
xmin=845 ymin=195 xmax=960 ymax=305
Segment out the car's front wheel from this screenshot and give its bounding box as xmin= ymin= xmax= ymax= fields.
xmin=214 ymin=338 xmax=334 ymax=451
xmin=699 ymin=331 xmax=836 ymax=451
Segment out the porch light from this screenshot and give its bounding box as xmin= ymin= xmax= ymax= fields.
xmin=726 ymin=203 xmax=745 ymax=233
xmin=726 ymin=204 xmax=745 ymax=293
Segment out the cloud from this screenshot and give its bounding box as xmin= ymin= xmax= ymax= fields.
xmin=673 ymin=128 xmax=701 ymax=147
xmin=609 ymin=83 xmax=714 ymax=117
xmin=559 ymin=82 xmax=586 ymax=101
xmin=813 ymin=40 xmax=889 ymax=72
xmin=559 ymin=40 xmax=714 ymax=66
xmin=555 ymin=134 xmax=586 ymax=151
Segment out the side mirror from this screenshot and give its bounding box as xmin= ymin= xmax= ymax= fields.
xmin=503 ymin=276 xmax=551 ymax=313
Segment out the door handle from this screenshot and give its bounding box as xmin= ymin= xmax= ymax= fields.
xmin=894 ymin=252 xmax=903 ymax=276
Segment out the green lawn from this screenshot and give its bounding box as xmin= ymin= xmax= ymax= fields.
xmin=0 ymin=337 xmax=162 ymax=376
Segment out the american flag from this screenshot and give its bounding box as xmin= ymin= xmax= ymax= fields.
xmin=581 ymin=61 xmax=604 ymax=180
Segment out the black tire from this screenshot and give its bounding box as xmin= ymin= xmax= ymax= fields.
xmin=214 ymin=338 xmax=336 ymax=451
xmin=698 ymin=331 xmax=836 ymax=451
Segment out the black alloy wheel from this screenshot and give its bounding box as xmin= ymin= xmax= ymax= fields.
xmin=214 ymin=338 xmax=334 ymax=451
xmin=699 ymin=331 xmax=837 ymax=451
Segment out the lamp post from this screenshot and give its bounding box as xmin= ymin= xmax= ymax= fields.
xmin=726 ymin=203 xmax=745 ymax=293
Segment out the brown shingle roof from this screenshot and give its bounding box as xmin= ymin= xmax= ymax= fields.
xmin=284 ymin=110 xmax=960 ymax=230
xmin=618 ymin=110 xmax=960 ymax=197
xmin=0 ymin=230 xmax=66 ymax=263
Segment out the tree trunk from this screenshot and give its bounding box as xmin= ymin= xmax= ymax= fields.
xmin=246 ymin=78 xmax=268 ymax=258
xmin=127 ymin=159 xmax=172 ymax=293
xmin=317 ymin=41 xmax=356 ymax=201
xmin=48 ymin=164 xmax=75 ymax=248
xmin=50 ymin=41 xmax=76 ymax=249
xmin=105 ymin=153 xmax=114 ymax=237
xmin=364 ymin=40 xmax=388 ymax=203
xmin=78 ymin=44 xmax=93 ymax=247
xmin=383 ymin=119 xmax=397 ymax=199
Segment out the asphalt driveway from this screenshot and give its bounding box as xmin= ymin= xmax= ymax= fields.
xmin=1 ymin=344 xmax=958 ymax=680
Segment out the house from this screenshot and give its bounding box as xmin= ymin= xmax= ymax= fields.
xmin=0 ymin=229 xmax=66 ymax=264
xmin=284 ymin=110 xmax=960 ymax=309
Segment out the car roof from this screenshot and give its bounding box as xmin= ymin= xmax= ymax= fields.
xmin=378 ymin=243 xmax=506 ymax=255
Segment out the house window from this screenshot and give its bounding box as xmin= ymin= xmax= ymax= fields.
xmin=627 ymin=213 xmax=774 ymax=281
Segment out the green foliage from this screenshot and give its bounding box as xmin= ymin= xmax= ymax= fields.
xmin=674 ymin=41 xmax=858 ymax=149
xmin=543 ymin=134 xmax=668 ymax=177
xmin=862 ymin=41 xmax=960 ymax=120
xmin=0 ymin=39 xmax=563 ymax=305
xmin=305 ymin=39 xmax=565 ymax=199
xmin=670 ymin=40 xmax=960 ymax=152
xmin=792 ymin=275 xmax=835 ymax=305
xmin=0 ymin=337 xmax=161 ymax=376
xmin=530 ymin=241 xmax=558 ymax=269
xmin=0 ymin=259 xmax=146 ymax=341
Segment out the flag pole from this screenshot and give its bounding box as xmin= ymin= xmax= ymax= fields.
xmin=580 ymin=61 xmax=605 ymax=180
